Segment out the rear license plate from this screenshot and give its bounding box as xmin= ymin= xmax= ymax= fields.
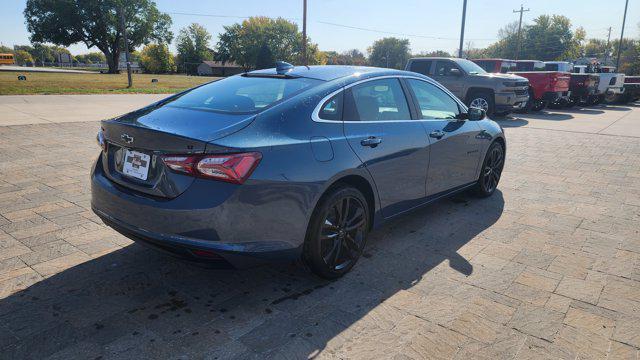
xmin=122 ymin=150 xmax=150 ymax=180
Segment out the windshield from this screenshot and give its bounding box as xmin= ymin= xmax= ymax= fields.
xmin=166 ymin=75 xmax=322 ymax=114
xmin=457 ymin=59 xmax=487 ymax=75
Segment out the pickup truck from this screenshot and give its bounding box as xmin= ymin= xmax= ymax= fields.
xmin=405 ymin=57 xmax=529 ymax=116
xmin=620 ymin=76 xmax=640 ymax=103
xmin=573 ymin=65 xmax=625 ymax=104
xmin=546 ymin=61 xmax=599 ymax=106
xmin=472 ymin=59 xmax=571 ymax=111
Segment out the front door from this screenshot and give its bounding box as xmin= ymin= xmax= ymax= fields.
xmin=431 ymin=60 xmax=465 ymax=99
xmin=343 ymin=78 xmax=430 ymax=217
xmin=404 ymin=78 xmax=484 ymax=196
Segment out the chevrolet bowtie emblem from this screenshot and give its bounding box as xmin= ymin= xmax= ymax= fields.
xmin=121 ymin=134 xmax=134 ymax=144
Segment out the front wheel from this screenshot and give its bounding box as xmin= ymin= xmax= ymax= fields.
xmin=467 ymin=91 xmax=495 ymax=116
xmin=473 ymin=142 xmax=505 ymax=197
xmin=303 ymin=186 xmax=370 ymax=279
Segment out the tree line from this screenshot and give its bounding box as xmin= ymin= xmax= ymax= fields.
xmin=17 ymin=0 xmax=640 ymax=75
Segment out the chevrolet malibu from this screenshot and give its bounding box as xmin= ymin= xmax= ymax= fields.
xmin=91 ymin=63 xmax=506 ymax=279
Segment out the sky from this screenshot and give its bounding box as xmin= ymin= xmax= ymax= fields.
xmin=1 ymin=0 xmax=638 ymax=56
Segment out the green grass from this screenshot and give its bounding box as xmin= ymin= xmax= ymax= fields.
xmin=0 ymin=72 xmax=216 ymax=95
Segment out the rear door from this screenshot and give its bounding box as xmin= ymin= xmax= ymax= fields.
xmin=432 ymin=60 xmax=464 ymax=98
xmin=404 ymin=78 xmax=484 ymax=196
xmin=343 ymin=77 xmax=430 ymax=217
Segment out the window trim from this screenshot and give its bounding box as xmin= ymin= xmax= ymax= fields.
xmin=311 ymin=75 xmax=468 ymax=123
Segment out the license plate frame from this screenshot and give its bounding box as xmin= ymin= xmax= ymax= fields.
xmin=122 ymin=149 xmax=151 ymax=181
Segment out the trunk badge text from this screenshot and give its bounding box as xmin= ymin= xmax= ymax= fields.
xmin=121 ymin=134 xmax=134 ymax=144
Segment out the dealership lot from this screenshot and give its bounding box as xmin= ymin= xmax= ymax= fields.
xmin=0 ymin=98 xmax=639 ymax=358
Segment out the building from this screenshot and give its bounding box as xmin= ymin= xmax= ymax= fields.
xmin=197 ymin=61 xmax=244 ymax=76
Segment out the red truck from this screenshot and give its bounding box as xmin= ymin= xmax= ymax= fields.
xmin=472 ymin=59 xmax=571 ymax=111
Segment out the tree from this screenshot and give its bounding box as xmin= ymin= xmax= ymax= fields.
xmin=613 ymin=38 xmax=640 ymax=75
xmin=0 ymin=45 xmax=12 ymax=54
xmin=255 ymin=44 xmax=274 ymax=69
xmin=216 ymin=16 xmax=321 ymax=69
xmin=176 ymin=23 xmax=213 ymax=74
xmin=24 ymin=0 xmax=173 ymax=73
xmin=368 ymin=37 xmax=410 ymax=69
xmin=413 ymin=50 xmax=452 ymax=58
xmin=31 ymin=43 xmax=56 ymax=64
xmin=15 ymin=50 xmax=34 ymax=65
xmin=140 ymin=43 xmax=175 ymax=73
xmin=325 ymin=49 xmax=368 ymax=65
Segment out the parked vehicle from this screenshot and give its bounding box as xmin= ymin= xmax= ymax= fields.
xmin=471 ymin=59 xmax=571 ymax=111
xmin=573 ymin=65 xmax=626 ymax=104
xmin=545 ymin=61 xmax=599 ymax=106
xmin=406 ymin=57 xmax=529 ymax=116
xmin=620 ymin=76 xmax=640 ymax=103
xmin=514 ymin=60 xmax=572 ymax=110
xmin=91 ymin=63 xmax=506 ymax=279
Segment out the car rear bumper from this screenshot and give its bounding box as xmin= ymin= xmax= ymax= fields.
xmin=90 ymin=156 xmax=305 ymax=268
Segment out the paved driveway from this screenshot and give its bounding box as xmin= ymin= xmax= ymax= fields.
xmin=0 ymin=99 xmax=639 ymax=359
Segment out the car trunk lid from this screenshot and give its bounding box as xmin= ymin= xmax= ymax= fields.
xmin=100 ymin=105 xmax=255 ymax=198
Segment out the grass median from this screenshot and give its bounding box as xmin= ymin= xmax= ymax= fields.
xmin=0 ymin=71 xmax=216 ymax=95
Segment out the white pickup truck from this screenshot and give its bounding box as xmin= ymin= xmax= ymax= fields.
xmin=573 ymin=65 xmax=625 ymax=103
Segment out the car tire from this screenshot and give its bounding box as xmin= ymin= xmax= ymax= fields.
xmin=467 ymin=91 xmax=495 ymax=116
xmin=303 ymin=185 xmax=370 ymax=279
xmin=473 ymin=141 xmax=505 ymax=198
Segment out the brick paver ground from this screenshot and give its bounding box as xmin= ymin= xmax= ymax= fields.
xmin=0 ymin=105 xmax=639 ymax=359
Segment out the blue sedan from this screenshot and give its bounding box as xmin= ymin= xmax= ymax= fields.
xmin=91 ymin=63 xmax=505 ymax=278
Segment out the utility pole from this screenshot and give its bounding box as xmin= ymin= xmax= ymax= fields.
xmin=302 ymin=0 xmax=308 ymax=66
xmin=458 ymin=0 xmax=467 ymax=58
xmin=513 ymin=4 xmax=530 ymax=60
xmin=615 ymin=0 xmax=629 ymax=70
xmin=118 ymin=5 xmax=133 ymax=88
xmin=604 ymin=26 xmax=612 ymax=63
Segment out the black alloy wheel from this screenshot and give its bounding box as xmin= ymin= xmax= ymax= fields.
xmin=475 ymin=142 xmax=504 ymax=197
xmin=304 ymin=186 xmax=369 ymax=279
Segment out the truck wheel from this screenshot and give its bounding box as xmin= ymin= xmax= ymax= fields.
xmin=565 ymin=98 xmax=576 ymax=108
xmin=531 ymin=100 xmax=546 ymax=112
xmin=604 ymin=92 xmax=618 ymax=103
xmin=467 ymin=91 xmax=494 ymax=116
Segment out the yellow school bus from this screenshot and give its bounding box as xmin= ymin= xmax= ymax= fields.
xmin=0 ymin=53 xmax=15 ymax=65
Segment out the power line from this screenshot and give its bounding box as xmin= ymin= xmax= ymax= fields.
xmin=166 ymin=10 xmax=498 ymax=41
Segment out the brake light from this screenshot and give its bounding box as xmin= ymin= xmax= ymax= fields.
xmin=161 ymin=152 xmax=262 ymax=184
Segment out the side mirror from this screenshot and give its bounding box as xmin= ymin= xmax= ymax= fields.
xmin=467 ymin=107 xmax=486 ymax=121
xmin=449 ymin=68 xmax=462 ymax=76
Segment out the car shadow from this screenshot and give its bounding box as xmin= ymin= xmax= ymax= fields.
xmin=495 ymin=118 xmax=529 ymax=128
xmin=0 ymin=191 xmax=504 ymax=359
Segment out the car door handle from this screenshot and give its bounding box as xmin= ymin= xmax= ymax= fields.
xmin=360 ymin=136 xmax=382 ymax=148
xmin=429 ymin=130 xmax=445 ymax=139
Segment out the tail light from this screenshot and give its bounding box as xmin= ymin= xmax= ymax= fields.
xmin=161 ymin=152 xmax=262 ymax=184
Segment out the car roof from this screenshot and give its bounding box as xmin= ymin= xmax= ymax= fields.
xmin=472 ymin=58 xmax=515 ymax=62
xmin=247 ymin=65 xmax=412 ymax=82
xmin=409 ymin=57 xmax=465 ymax=61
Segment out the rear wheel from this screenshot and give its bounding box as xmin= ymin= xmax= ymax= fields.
xmin=467 ymin=91 xmax=494 ymax=116
xmin=473 ymin=142 xmax=505 ymax=197
xmin=303 ymin=186 xmax=370 ymax=279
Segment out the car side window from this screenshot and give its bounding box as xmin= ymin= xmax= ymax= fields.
xmin=344 ymin=78 xmax=411 ymax=121
xmin=435 ymin=61 xmax=459 ymax=76
xmin=318 ymin=92 xmax=343 ymax=121
xmin=408 ymin=60 xmax=432 ymax=75
xmin=406 ymin=79 xmax=461 ymax=120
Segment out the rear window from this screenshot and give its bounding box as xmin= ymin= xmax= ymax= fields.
xmin=545 ymin=64 xmax=559 ymax=71
xmin=166 ymin=75 xmax=322 ymax=114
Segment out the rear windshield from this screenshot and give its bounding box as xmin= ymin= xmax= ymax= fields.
xmin=545 ymin=63 xmax=559 ymax=71
xmin=166 ymin=75 xmax=322 ymax=114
